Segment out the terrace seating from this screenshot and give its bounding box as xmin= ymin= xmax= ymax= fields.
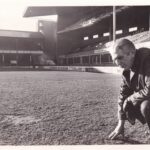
xmin=102 ymin=30 xmax=150 ymax=50
xmin=66 ymin=30 xmax=150 ymax=57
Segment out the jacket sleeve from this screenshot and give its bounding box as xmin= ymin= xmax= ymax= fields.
xmin=118 ymin=75 xmax=133 ymax=120
xmin=128 ymin=57 xmax=150 ymax=105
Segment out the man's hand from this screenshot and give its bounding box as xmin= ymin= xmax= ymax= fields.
xmin=108 ymin=120 xmax=125 ymax=140
xmin=123 ymin=99 xmax=132 ymax=112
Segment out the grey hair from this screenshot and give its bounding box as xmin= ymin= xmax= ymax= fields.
xmin=114 ymin=39 xmax=136 ymax=55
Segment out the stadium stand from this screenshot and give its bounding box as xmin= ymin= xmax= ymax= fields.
xmin=58 ymin=29 xmax=150 ymax=66
xmin=22 ymin=6 xmax=150 ymax=68
xmin=0 ymin=30 xmax=55 ymax=67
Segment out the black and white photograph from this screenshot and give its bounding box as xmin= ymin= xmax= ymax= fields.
xmin=0 ymin=0 xmax=150 ymax=149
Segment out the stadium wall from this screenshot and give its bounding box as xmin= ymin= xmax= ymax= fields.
xmin=41 ymin=65 xmax=122 ymax=74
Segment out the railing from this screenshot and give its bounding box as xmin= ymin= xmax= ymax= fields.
xmin=127 ymin=31 xmax=150 ymax=43
xmin=102 ymin=30 xmax=150 ymax=49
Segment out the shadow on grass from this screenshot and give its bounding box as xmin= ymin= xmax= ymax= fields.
xmin=104 ymin=136 xmax=145 ymax=144
xmin=122 ymin=137 xmax=144 ymax=144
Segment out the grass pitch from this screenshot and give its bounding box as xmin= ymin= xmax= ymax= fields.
xmin=0 ymin=71 xmax=148 ymax=145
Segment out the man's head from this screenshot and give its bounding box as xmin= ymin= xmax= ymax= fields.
xmin=111 ymin=39 xmax=136 ymax=70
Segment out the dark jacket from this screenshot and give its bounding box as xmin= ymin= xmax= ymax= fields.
xmin=118 ymin=47 xmax=150 ymax=120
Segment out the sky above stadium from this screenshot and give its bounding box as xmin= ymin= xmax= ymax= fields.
xmin=0 ymin=0 xmax=148 ymax=32
xmin=0 ymin=0 xmax=59 ymax=31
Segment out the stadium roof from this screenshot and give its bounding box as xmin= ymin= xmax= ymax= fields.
xmin=23 ymin=6 xmax=131 ymax=33
xmin=57 ymin=6 xmax=131 ymax=33
xmin=23 ymin=6 xmax=111 ymax=18
xmin=0 ymin=30 xmax=44 ymax=39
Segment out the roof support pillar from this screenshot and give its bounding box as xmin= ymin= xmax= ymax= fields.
xmin=30 ymin=55 xmax=32 ymax=65
xmin=2 ymin=54 xmax=5 ymax=65
xmin=99 ymin=54 xmax=101 ymax=65
xmin=109 ymin=26 xmax=112 ymax=41
xmin=149 ymin=8 xmax=150 ymax=31
xmin=113 ymin=6 xmax=116 ymax=42
xmin=80 ymin=57 xmax=83 ymax=65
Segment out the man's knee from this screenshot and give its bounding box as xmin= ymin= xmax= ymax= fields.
xmin=140 ymin=100 xmax=150 ymax=117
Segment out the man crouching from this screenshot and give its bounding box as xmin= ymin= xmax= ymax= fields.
xmin=109 ymin=39 xmax=150 ymax=140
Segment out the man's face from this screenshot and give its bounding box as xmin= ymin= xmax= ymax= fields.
xmin=112 ymin=47 xmax=135 ymax=70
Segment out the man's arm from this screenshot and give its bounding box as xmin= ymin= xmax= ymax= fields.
xmin=127 ymin=57 xmax=150 ymax=105
xmin=108 ymin=73 xmax=133 ymax=140
xmin=118 ymin=73 xmax=133 ymax=120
